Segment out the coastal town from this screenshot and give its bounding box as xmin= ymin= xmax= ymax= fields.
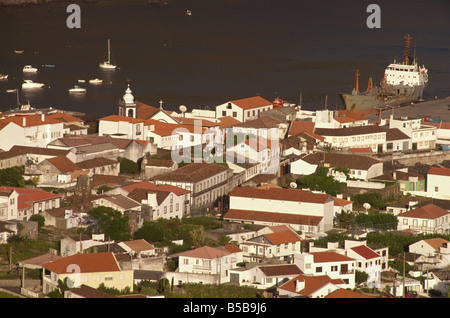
xmin=0 ymin=73 xmax=450 ymax=299
xmin=0 ymin=0 xmax=449 ymax=302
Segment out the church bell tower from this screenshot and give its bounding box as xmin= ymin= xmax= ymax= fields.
xmin=118 ymin=84 xmax=137 ymax=118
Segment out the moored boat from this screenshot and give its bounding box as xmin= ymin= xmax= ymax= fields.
xmin=99 ymin=39 xmax=117 ymax=69
xmin=22 ymin=80 xmax=45 ymax=89
xmin=23 ymin=65 xmax=38 ymax=73
xmin=89 ymin=78 xmax=103 ymax=84
xmin=69 ymin=85 xmax=87 ymax=93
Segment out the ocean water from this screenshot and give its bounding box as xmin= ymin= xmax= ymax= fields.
xmin=0 ymin=0 xmax=449 ymax=117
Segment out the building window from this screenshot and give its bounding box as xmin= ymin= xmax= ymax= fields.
xmin=222 ymin=111 xmax=226 ymax=116
xmin=435 ymin=186 xmax=439 ymax=192
xmin=232 ymin=111 xmax=237 ymax=118
xmin=316 ymin=267 xmax=323 ymax=273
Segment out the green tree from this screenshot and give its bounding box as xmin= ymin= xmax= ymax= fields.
xmin=297 ymin=167 xmax=344 ymax=196
xmin=0 ymin=166 xmax=26 ymax=187
xmin=118 ymin=157 xmax=139 ymax=174
xmin=88 ymin=206 xmax=131 ymax=241
xmin=29 ymin=214 xmax=45 ymax=229
xmin=336 ymin=210 xmax=356 ymax=229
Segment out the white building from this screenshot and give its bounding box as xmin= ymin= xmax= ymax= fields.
xmin=98 ymin=115 xmax=145 ymax=140
xmin=293 ymin=251 xmax=356 ymax=289
xmin=408 ymin=238 xmax=450 ymax=270
xmin=427 ymin=167 xmax=450 ymax=199
xmin=215 ymin=96 xmax=273 ymax=123
xmin=314 ymin=125 xmax=387 ymax=152
xmin=0 ymin=114 xmax=67 ymax=151
xmin=224 ymin=186 xmax=335 ymax=234
xmin=389 ymin=115 xmax=437 ymax=150
xmin=176 ymin=245 xmax=244 ymax=283
xmin=397 ymin=203 xmax=450 ymax=234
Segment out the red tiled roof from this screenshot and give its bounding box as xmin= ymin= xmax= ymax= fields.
xmin=264 ymin=230 xmax=301 ymax=245
xmin=229 ymin=186 xmax=331 ymax=204
xmin=217 ymin=116 xmax=241 ymax=129
xmin=279 ymin=274 xmax=344 ymax=297
xmin=428 ymin=167 xmax=450 ymax=177
xmin=325 ymin=288 xmax=373 ymax=298
xmin=231 ymin=96 xmax=272 ymax=110
xmin=120 ymin=181 xmax=190 ymax=196
xmin=99 ymin=115 xmax=144 ymax=124
xmin=398 ymin=203 xmax=450 ymax=220
xmin=42 ymin=252 xmax=121 ymax=274
xmin=177 ymin=246 xmax=231 ymax=259
xmin=0 ymin=114 xmax=63 ymax=128
xmin=258 ymin=264 xmax=303 ymax=277
xmin=308 ymin=251 xmax=355 ymax=263
xmin=121 ymin=239 xmax=155 ymax=252
xmin=0 ymin=186 xmax=61 ymax=202
xmin=350 ymin=245 xmax=380 ymax=260
xmin=47 ymin=156 xmax=80 ymax=173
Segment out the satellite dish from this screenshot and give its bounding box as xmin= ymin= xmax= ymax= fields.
xmin=363 ymin=203 xmax=371 ymax=211
xmin=290 ymin=182 xmax=298 ymax=189
xmin=179 ymin=105 xmax=187 ymax=113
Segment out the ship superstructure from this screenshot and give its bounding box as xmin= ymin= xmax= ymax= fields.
xmin=340 ymin=35 xmax=428 ymax=111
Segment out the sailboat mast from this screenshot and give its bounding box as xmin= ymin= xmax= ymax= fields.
xmin=108 ymin=39 xmax=111 ymax=64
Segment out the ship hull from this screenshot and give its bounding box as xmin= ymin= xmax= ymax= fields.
xmin=340 ymin=84 xmax=425 ymax=111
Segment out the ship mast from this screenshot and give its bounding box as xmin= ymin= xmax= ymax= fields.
xmin=404 ymin=35 xmax=412 ymax=65
xmin=354 ymin=69 xmax=360 ymax=92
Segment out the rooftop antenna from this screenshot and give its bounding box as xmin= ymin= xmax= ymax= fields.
xmin=179 ymin=105 xmax=187 ymax=123
xmin=159 ymin=100 xmax=163 ymax=110
xmin=324 ymin=94 xmax=328 ymax=109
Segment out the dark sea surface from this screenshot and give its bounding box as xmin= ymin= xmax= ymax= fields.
xmin=0 ymin=0 xmax=449 ymax=117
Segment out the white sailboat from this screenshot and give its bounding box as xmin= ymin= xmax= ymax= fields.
xmin=99 ymin=39 xmax=117 ymax=69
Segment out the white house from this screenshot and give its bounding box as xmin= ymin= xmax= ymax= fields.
xmin=215 ymin=96 xmax=273 ymax=123
xmin=290 ymin=152 xmax=383 ymax=181
xmin=98 ymin=115 xmax=145 ymax=140
xmin=389 ymin=115 xmax=437 ymax=151
xmin=228 ymin=264 xmax=302 ymax=290
xmin=408 ymin=238 xmax=450 ymax=270
xmin=427 ymin=167 xmax=450 ymax=199
xmin=239 ymin=229 xmax=302 ymax=263
xmin=107 ymin=180 xmax=191 ymax=219
xmin=397 ymin=203 xmax=450 ymax=234
xmin=0 ymin=114 xmax=67 ymax=151
xmin=0 ymin=189 xmax=19 ymax=221
xmin=224 ymin=186 xmax=335 ymax=234
xmin=314 ymin=125 xmax=387 ymax=153
xmin=176 ymin=245 xmax=244 ymax=283
xmin=118 ymin=239 xmax=156 ymax=258
xmin=293 ymin=251 xmax=356 ymax=289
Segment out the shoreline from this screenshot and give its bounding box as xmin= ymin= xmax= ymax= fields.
xmin=0 ymin=0 xmax=103 ymax=7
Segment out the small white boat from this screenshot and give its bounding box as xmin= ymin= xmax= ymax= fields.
xmin=0 ymin=74 xmax=8 ymax=80
xmin=186 ymin=10 xmax=192 ymax=16
xmin=69 ymin=85 xmax=86 ymax=93
xmin=78 ymin=79 xmax=86 ymax=83
xmin=6 ymin=89 xmax=17 ymax=93
xmin=22 ymin=80 xmax=45 ymax=89
xmin=99 ymin=39 xmax=117 ymax=69
xmin=89 ymin=78 xmax=103 ymax=84
xmin=14 ymin=50 xmax=24 ymax=54
xmin=23 ymin=65 xmax=38 ymax=73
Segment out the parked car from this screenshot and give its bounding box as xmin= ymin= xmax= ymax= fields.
xmin=382 ymin=293 xmax=397 ymax=298
xmin=428 ymin=289 xmax=442 ymax=297
xmin=406 ymin=291 xmax=418 ymax=298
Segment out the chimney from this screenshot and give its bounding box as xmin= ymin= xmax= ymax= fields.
xmin=23 ymin=117 xmax=26 ymax=126
xmin=41 ymin=113 xmax=45 ymax=122
xmin=295 ymin=280 xmax=305 ymax=292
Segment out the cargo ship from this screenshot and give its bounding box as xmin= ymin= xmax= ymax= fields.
xmin=339 ymin=35 xmax=428 ymax=111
